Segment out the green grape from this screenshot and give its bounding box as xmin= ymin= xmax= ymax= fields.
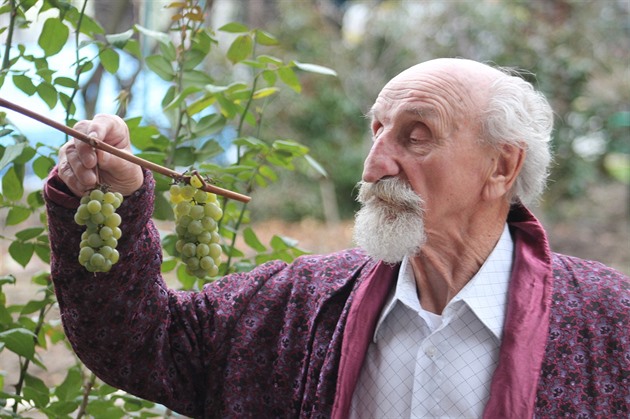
xmin=74 ymin=187 xmax=124 ymax=273
xmin=169 ymin=178 xmax=225 ymax=278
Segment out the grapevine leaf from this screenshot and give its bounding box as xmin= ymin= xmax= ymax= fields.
xmin=8 ymin=241 xmax=34 ymax=267
xmin=6 ymin=206 xmax=31 ymax=225
xmin=38 ymin=18 xmax=69 ymax=56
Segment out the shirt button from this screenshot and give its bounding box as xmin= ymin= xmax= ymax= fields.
xmin=425 ymin=346 xmax=437 ymax=358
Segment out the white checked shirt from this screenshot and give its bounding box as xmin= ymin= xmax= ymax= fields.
xmin=349 ymin=224 xmax=514 ymax=419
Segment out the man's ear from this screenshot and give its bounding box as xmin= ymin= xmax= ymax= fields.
xmin=483 ymin=143 xmax=525 ymax=201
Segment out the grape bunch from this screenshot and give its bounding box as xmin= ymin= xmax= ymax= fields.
xmin=170 ymin=176 xmax=223 ymax=278
xmin=74 ymin=188 xmax=124 ymax=273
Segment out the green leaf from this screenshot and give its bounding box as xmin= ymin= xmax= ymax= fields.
xmin=27 ymin=189 xmax=45 ymax=208
xmin=37 ymin=81 xmax=58 ymax=109
xmin=32 ymin=155 xmax=55 ymax=179
xmin=0 ymin=328 xmax=36 ymax=359
xmin=273 ymin=140 xmax=309 ymax=155
xmin=54 ymin=76 xmax=77 ymax=88
xmin=9 ymin=241 xmax=34 ymax=267
xmin=23 ymin=374 xmax=50 ymax=408
xmin=152 ymin=190 xmax=173 ymax=221
xmin=38 ymin=18 xmax=69 ymax=56
xmin=243 ymin=227 xmax=266 ymax=252
xmin=2 ymin=165 xmax=24 ymax=201
xmin=34 ymin=243 xmax=51 ymax=264
xmin=15 ymin=227 xmax=44 ymax=241
xmin=13 ymin=145 xmax=36 ymax=164
xmin=123 ymin=39 xmax=142 ymax=60
xmin=6 ymin=206 xmax=31 ymax=225
xmin=145 ymin=55 xmax=174 ymax=81
xmin=55 ymin=366 xmax=82 ymax=402
xmin=292 ymin=61 xmax=338 ymax=77
xmin=219 ymin=22 xmax=250 ymax=33
xmin=13 ymin=74 xmax=37 ymax=95
xmin=105 ymin=29 xmax=134 ymax=48
xmin=0 ymin=143 xmax=26 ymax=171
xmin=254 ymin=29 xmax=278 ymax=46
xmin=278 ymin=66 xmax=301 ymax=93
xmin=99 ymin=47 xmax=120 ymax=74
xmin=227 ymin=34 xmax=253 ymax=64
xmin=172 ymin=146 xmax=196 ymax=166
xmin=183 ymin=49 xmax=206 ymax=70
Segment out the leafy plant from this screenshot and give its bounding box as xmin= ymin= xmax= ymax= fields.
xmin=0 ymin=0 xmax=334 ymax=416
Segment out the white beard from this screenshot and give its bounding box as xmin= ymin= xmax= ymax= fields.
xmin=353 ymin=178 xmax=426 ymax=263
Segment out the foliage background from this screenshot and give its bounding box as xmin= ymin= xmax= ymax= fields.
xmin=0 ymin=0 xmax=628 ymax=417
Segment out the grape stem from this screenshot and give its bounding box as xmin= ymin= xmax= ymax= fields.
xmin=0 ymin=97 xmax=251 ymax=203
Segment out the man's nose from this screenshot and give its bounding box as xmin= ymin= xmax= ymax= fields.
xmin=361 ymin=136 xmax=400 ymax=183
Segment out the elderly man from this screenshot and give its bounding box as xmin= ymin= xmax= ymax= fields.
xmin=45 ymin=58 xmax=629 ymax=418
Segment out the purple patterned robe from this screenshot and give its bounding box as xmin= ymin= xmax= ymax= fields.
xmin=45 ymin=170 xmax=629 ymax=418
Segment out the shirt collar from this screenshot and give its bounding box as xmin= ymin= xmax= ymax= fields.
xmin=372 ymin=224 xmax=514 ymax=342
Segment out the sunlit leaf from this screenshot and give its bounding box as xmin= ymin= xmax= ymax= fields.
xmin=105 ymin=29 xmax=134 ymax=48
xmin=293 ymin=61 xmax=338 ymax=77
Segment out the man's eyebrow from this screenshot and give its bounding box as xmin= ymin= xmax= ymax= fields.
xmin=404 ymin=106 xmax=437 ymax=119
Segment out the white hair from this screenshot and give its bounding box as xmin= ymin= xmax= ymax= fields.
xmin=354 ymin=178 xmax=426 ymax=263
xmin=481 ymin=69 xmax=554 ymax=205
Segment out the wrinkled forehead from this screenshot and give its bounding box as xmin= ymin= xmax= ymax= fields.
xmin=370 ymin=68 xmax=480 ymax=132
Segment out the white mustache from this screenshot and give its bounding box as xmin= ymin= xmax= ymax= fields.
xmin=357 ymin=178 xmax=424 ymax=213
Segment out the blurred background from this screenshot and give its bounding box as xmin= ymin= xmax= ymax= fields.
xmin=2 ymin=0 xmax=629 ymax=273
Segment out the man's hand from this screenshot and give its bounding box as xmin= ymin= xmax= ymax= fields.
xmin=57 ymin=114 xmax=144 ymax=197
